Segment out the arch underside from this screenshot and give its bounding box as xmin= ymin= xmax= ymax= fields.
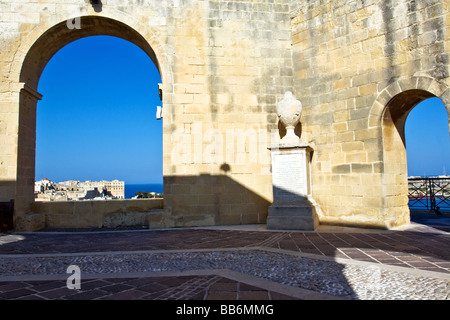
xmin=20 ymin=16 xmax=161 ymax=90
xmin=377 ymin=79 xmax=450 ymax=227
xmin=14 ymin=15 xmax=163 ymax=218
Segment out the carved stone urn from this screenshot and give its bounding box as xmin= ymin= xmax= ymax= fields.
xmin=276 ymin=91 xmax=302 ymax=144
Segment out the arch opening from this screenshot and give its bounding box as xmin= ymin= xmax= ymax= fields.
xmin=15 ymin=16 xmax=164 ymax=219
xmin=381 ymin=89 xmax=450 ymax=225
xmin=405 ymin=97 xmax=450 ymax=214
xmin=35 ymin=35 xmax=163 ymax=200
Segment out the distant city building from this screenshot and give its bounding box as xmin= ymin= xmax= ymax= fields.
xmin=34 ymin=178 xmax=53 ymax=194
xmin=34 ymin=178 xmax=125 ymax=201
xmin=104 ymin=180 xmax=125 ymax=199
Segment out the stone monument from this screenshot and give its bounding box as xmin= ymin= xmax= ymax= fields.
xmin=267 ymin=92 xmax=318 ymax=230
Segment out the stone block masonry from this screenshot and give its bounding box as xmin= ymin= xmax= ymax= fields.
xmin=0 ymin=0 xmax=449 ymax=230
xmin=28 ymin=199 xmax=164 ymax=229
xmin=291 ymin=0 xmax=450 ymax=228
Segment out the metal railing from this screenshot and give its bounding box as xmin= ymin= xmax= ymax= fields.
xmin=408 ymin=177 xmax=450 ymax=213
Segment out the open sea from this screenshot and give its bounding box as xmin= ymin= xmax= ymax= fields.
xmin=125 ymin=184 xmax=163 ymax=199
xmin=124 ymin=184 xmax=450 ymax=212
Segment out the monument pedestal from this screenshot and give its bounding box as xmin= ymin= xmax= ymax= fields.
xmin=267 ymin=143 xmax=318 ymax=231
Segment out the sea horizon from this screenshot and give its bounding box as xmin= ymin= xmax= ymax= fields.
xmin=125 ymin=183 xmax=163 ymax=199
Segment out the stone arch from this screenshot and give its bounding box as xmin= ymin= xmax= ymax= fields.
xmin=11 ymin=8 xmax=173 ymax=88
xmin=18 ymin=16 xmax=170 ymax=89
xmin=369 ymin=76 xmax=450 ymax=131
xmin=13 ymin=14 xmax=171 ymax=218
xmin=368 ymin=77 xmax=450 ymax=227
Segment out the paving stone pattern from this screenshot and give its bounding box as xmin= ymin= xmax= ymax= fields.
xmin=0 ymin=275 xmax=293 ymax=300
xmin=0 ymin=222 xmax=449 ymax=300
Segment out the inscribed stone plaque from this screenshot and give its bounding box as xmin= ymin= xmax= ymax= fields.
xmin=268 ymin=144 xmax=317 ymax=230
xmin=272 ymin=151 xmax=307 ymax=199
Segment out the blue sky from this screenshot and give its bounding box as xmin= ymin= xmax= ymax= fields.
xmin=36 ymin=36 xmax=162 ymax=184
xmin=35 ymin=36 xmax=450 ymax=184
xmin=405 ymin=97 xmax=450 ymax=177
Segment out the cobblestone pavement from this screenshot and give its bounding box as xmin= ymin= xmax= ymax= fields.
xmin=0 ymin=215 xmax=449 ymax=300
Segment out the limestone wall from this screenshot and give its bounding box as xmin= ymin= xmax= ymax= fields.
xmin=1 ymin=0 xmax=449 ymax=230
xmin=0 ymin=0 xmax=291 ymax=230
xmin=161 ymin=0 xmax=292 ymax=227
xmin=291 ymin=0 xmax=450 ymax=228
xmin=26 ymin=199 xmax=164 ymax=230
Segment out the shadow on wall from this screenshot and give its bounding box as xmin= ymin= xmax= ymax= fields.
xmin=2 ymin=170 xmax=273 ymax=231
xmin=2 ymin=156 xmax=312 ymax=231
xmin=0 ymin=181 xmax=16 ymax=204
xmin=162 ymin=170 xmax=272 ymax=228
xmin=0 ymin=181 xmax=17 ymax=232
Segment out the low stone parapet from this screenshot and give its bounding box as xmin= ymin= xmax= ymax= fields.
xmin=14 ymin=199 xmax=164 ymax=231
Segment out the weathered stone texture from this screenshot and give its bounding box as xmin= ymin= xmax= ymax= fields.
xmin=291 ymin=0 xmax=449 ymax=228
xmin=0 ymin=0 xmax=291 ymax=230
xmin=26 ymin=199 xmax=164 ymax=230
xmin=0 ymin=0 xmax=449 ymax=230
